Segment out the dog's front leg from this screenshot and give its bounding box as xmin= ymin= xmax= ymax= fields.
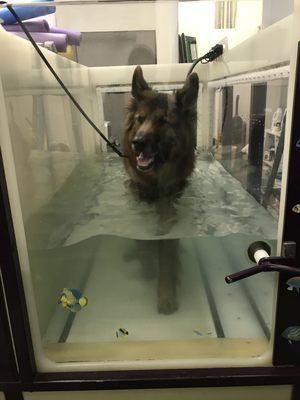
xmin=136 ymin=239 xmax=159 ymax=280
xmin=157 ymin=239 xmax=180 ymax=314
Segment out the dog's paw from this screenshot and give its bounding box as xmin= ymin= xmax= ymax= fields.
xmin=157 ymin=293 xmax=178 ymax=315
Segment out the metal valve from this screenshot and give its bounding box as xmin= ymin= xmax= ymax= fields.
xmin=225 ymin=241 xmax=300 ymax=284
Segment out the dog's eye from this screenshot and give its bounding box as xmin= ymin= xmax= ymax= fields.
xmin=135 ymin=115 xmax=145 ymax=124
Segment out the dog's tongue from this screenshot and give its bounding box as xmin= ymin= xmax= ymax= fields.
xmin=137 ymin=153 xmax=154 ymax=167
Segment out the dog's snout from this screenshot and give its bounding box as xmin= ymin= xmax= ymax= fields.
xmin=132 ymin=135 xmax=147 ymax=152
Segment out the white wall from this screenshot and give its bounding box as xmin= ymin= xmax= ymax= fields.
xmin=178 ymin=1 xmax=263 ymax=55
xmin=155 ymin=1 xmax=178 ymax=64
xmin=55 ymin=2 xmax=156 ymax=32
xmin=262 ymin=0 xmax=294 ymax=28
xmin=55 ymin=1 xmax=178 ymax=63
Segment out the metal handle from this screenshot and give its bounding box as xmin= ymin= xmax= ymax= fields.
xmin=225 ymin=241 xmax=300 ymax=284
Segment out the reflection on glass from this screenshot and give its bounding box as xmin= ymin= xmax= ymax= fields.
xmin=213 ymin=79 xmax=288 ymax=219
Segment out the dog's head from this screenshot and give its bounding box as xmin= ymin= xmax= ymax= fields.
xmin=124 ymin=66 xmax=199 ymax=176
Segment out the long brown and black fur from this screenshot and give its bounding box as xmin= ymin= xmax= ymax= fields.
xmin=123 ymin=66 xmax=199 ymax=314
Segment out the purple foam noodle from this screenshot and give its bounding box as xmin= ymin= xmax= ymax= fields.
xmin=49 ymin=27 xmax=82 ymax=46
xmin=13 ymin=32 xmax=68 ymax=52
xmin=4 ymin=19 xmax=50 ymax=33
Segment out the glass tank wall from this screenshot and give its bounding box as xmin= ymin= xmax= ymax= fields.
xmin=0 ymin=0 xmax=293 ymax=371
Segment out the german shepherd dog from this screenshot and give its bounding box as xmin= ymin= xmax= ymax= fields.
xmin=123 ymin=66 xmax=199 ymax=314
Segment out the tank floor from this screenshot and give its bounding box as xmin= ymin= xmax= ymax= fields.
xmin=45 ymin=234 xmax=275 ymax=344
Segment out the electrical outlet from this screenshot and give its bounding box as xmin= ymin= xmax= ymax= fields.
xmin=217 ymin=37 xmax=228 ymax=55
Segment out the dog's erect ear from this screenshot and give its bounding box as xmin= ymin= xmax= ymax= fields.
xmin=132 ymin=66 xmax=150 ymax=100
xmin=176 ymin=73 xmax=199 ymax=110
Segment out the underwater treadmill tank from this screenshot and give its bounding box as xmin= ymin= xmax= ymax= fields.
xmin=0 ymin=0 xmax=292 ymax=372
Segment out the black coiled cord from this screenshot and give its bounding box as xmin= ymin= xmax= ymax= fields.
xmin=187 ymin=43 xmax=223 ymax=76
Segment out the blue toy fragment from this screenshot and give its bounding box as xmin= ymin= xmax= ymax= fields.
xmin=281 ymin=326 xmax=300 ymax=344
xmin=286 ymin=277 xmax=300 ymax=294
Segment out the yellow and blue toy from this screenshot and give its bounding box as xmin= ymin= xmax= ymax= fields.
xmin=58 ymin=288 xmax=88 ymax=313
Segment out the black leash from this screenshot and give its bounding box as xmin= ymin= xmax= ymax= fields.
xmin=0 ymin=2 xmax=127 ymax=158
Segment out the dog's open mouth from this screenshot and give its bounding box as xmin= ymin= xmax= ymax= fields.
xmin=136 ymin=153 xmax=154 ymax=172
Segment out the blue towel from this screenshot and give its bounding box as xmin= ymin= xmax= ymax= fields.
xmin=0 ymin=2 xmax=55 ymax=25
